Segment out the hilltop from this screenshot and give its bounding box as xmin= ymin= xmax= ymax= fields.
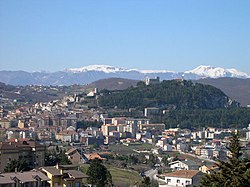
xmin=84 ymin=78 xmax=139 ymax=91
xmin=98 ymin=79 xmax=239 ymax=110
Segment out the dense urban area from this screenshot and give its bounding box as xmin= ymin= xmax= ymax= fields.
xmin=0 ymin=77 xmax=250 ymax=187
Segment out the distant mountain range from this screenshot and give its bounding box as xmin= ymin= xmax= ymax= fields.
xmin=0 ymin=65 xmax=249 ymax=86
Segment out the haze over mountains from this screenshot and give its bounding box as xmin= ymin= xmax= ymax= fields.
xmin=0 ymin=65 xmax=249 ymax=86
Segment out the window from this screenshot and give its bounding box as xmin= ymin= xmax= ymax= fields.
xmin=186 ymin=180 xmax=191 ymax=185
xmin=74 ymin=182 xmax=80 ymax=187
xmin=177 ymin=179 xmax=180 ymax=183
xmin=167 ymin=179 xmax=171 ymax=183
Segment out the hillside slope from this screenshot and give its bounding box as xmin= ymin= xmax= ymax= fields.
xmin=196 ymin=78 xmax=250 ymax=106
xmin=84 ymin=78 xmax=139 ymax=91
xmin=98 ymin=80 xmax=239 ymax=110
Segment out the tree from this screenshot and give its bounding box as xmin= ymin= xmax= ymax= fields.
xmin=127 ymin=154 xmax=139 ymax=165
xmin=45 ymin=148 xmax=71 ymax=166
xmin=148 ymin=154 xmax=157 ymax=168
xmin=4 ymin=159 xmax=30 ymax=173
xmin=138 ymin=177 xmax=158 ymax=187
xmin=86 ymin=158 xmax=112 ymax=187
xmin=200 ymin=132 xmax=250 ymax=187
xmin=162 ymin=155 xmax=170 ymax=166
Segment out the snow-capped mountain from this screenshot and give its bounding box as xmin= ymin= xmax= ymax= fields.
xmin=185 ymin=65 xmax=249 ymax=78
xmin=65 ymin=64 xmax=173 ymax=74
xmin=65 ymin=65 xmax=131 ymax=73
xmin=0 ymin=65 xmax=249 ymax=86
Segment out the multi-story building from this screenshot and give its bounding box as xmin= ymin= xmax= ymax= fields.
xmin=40 ymin=164 xmax=88 ymax=187
xmin=0 ymin=139 xmax=46 ymax=172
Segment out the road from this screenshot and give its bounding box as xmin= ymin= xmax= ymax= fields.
xmin=144 ymin=169 xmax=158 ymax=180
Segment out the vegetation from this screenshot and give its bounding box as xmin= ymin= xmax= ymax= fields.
xmin=200 ymin=132 xmax=250 ymax=187
xmin=106 ymin=164 xmax=142 ymax=186
xmin=45 ymin=148 xmax=71 ymax=166
xmin=138 ymin=177 xmax=158 ymax=187
xmin=86 ymin=159 xmax=112 ymax=187
xmin=98 ymin=80 xmax=250 ymax=129
xmin=81 ymin=163 xmax=142 ymax=186
xmin=163 ymin=107 xmax=250 ymax=129
xmin=99 ymin=80 xmax=239 ymax=110
xmin=4 ymin=159 xmax=30 ymax=172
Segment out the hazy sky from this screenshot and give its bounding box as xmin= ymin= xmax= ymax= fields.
xmin=0 ymin=0 xmax=250 ymax=73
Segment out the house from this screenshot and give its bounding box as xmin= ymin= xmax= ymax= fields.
xmin=163 ymin=170 xmax=203 ymax=187
xmin=0 ymin=169 xmax=50 ymax=187
xmin=169 ymin=160 xmax=200 ymax=170
xmin=199 ymin=164 xmax=219 ymax=174
xmin=145 ymin=77 xmax=160 ymax=85
xmin=65 ymin=148 xmax=89 ymax=164
xmin=40 ymin=164 xmax=88 ymax=187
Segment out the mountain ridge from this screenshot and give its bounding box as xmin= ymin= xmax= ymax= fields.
xmin=0 ymin=65 xmax=249 ymax=86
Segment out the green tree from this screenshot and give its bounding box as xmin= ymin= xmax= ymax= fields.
xmin=4 ymin=159 xmax=30 ymax=173
xmin=162 ymin=155 xmax=169 ymax=166
xmin=86 ymin=158 xmax=112 ymax=187
xmin=148 ymin=154 xmax=157 ymax=168
xmin=138 ymin=177 xmax=158 ymax=187
xmin=200 ymin=132 xmax=250 ymax=187
xmin=45 ymin=148 xmax=71 ymax=166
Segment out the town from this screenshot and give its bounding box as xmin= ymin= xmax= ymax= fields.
xmin=0 ymin=78 xmax=249 ymax=187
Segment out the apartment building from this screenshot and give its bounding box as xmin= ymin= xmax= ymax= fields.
xmin=0 ymin=139 xmax=46 ymax=172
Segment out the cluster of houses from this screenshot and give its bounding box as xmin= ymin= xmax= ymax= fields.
xmin=1 ymin=81 xmax=250 ymax=187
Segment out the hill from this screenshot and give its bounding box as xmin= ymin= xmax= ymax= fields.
xmin=0 ymin=82 xmax=86 ymax=108
xmin=195 ymin=78 xmax=250 ymax=106
xmin=84 ymin=78 xmax=139 ymax=91
xmin=87 ymin=77 xmax=250 ymax=107
xmin=98 ymin=79 xmax=239 ymax=110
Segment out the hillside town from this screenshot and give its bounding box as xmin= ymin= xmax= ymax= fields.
xmin=0 ymin=78 xmax=250 ymax=187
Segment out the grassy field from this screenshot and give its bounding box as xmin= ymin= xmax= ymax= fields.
xmin=108 ymin=144 xmax=136 ymax=155
xmin=80 ymin=163 xmax=142 ymax=186
xmin=106 ymin=165 xmax=142 ymax=186
xmin=108 ymin=143 xmax=153 ymax=155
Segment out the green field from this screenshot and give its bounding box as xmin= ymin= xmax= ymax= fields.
xmin=80 ymin=163 xmax=142 ymax=186
xmin=109 ymin=143 xmax=153 ymax=155
xmin=106 ymin=165 xmax=142 ymax=186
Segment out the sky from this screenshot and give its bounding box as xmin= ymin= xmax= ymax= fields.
xmin=0 ymin=0 xmax=250 ymax=73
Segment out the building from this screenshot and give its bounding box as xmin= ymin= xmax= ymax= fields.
xmin=246 ymin=124 xmax=250 ymax=140
xmin=0 ymin=139 xmax=46 ymax=172
xmin=199 ymin=164 xmax=219 ymax=174
xmin=145 ymin=77 xmax=160 ymax=85
xmin=65 ymin=148 xmax=88 ymax=164
xmin=144 ymin=107 xmax=160 ymax=117
xmin=139 ymin=123 xmax=165 ymax=131
xmin=40 ymin=165 xmax=88 ymax=187
xmin=0 ymin=169 xmax=50 ymax=187
xmin=163 ymin=170 xmax=203 ymax=187
xmin=101 ymin=124 xmax=117 ymax=136
xmin=0 ymin=119 xmax=11 ymax=129
xmin=169 ymin=160 xmax=200 ymax=170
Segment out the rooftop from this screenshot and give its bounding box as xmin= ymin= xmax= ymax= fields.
xmin=163 ymin=170 xmax=201 ymax=179
xmin=0 ymin=170 xmax=49 ymax=184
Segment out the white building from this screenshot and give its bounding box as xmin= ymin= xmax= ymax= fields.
xmin=169 ymin=160 xmax=200 ymax=170
xmin=163 ymin=170 xmax=203 ymax=187
xmin=246 ymin=124 xmax=250 ymax=140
